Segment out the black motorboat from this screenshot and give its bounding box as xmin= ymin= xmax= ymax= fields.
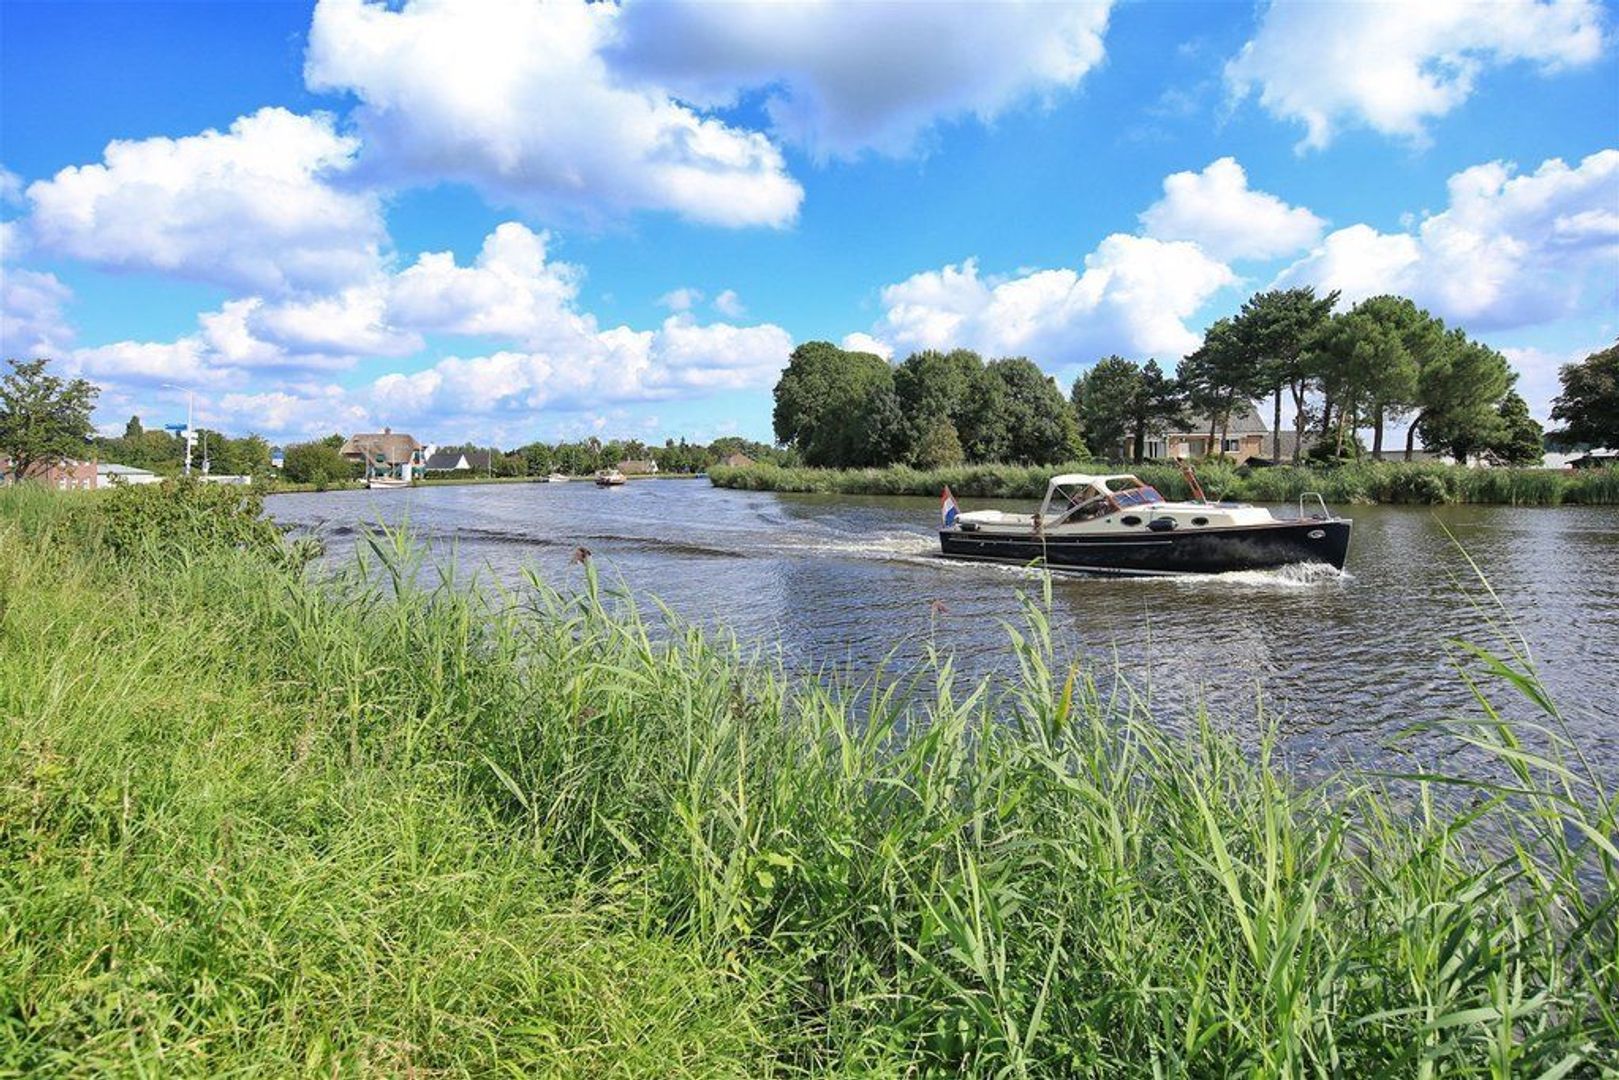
xmin=938 ymin=471 xmax=1350 ymax=576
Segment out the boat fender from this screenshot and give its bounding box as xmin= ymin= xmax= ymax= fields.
xmin=1147 ymin=516 xmax=1177 ymax=532
xmin=960 ymin=521 xmax=980 ymax=532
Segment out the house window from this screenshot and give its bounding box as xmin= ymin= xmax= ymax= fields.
xmin=1146 ymin=438 xmax=1166 ymax=459
xmin=1222 ymin=438 xmax=1241 ymax=453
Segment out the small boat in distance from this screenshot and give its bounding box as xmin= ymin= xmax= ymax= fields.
xmin=545 ymin=472 xmax=569 ymax=483
xmin=366 ymin=475 xmax=411 ymax=490
xmin=594 ymin=468 xmax=627 ymax=487
xmin=938 ymin=466 xmax=1350 ymax=576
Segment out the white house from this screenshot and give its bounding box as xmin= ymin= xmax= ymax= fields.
xmin=96 ymin=463 xmax=160 ymax=486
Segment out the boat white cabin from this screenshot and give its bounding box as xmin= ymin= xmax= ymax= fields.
xmin=956 ymin=473 xmax=1274 ymax=536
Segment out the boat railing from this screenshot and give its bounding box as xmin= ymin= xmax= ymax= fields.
xmin=1299 ymin=492 xmax=1332 ymax=520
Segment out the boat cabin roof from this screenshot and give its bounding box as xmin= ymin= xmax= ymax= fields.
xmin=1048 ymin=472 xmax=1146 ymax=489
xmin=1041 ymin=473 xmax=1166 ymax=524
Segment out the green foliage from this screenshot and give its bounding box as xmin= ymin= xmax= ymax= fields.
xmin=1550 ymin=341 xmax=1619 ymax=447
xmin=711 ymin=460 xmax=1619 ymax=507
xmin=194 ymin=428 xmax=271 ymax=477
xmin=985 ymin=357 xmax=1084 ymax=464
xmin=1490 ymin=390 xmax=1544 ymax=465
xmin=1073 ymin=357 xmax=1185 ymax=462
xmin=1072 ymin=355 xmax=1138 ymax=457
xmin=894 ymin=349 xmax=982 ymax=435
xmin=2 ymin=486 xmax=1614 ymax=1075
xmin=773 ymin=340 xmax=898 ymax=467
xmin=1230 ymin=288 xmax=1338 ymax=461
xmin=1313 ymin=296 xmax=1433 ymax=456
xmin=281 ymin=439 xmax=356 ymax=487
xmin=89 ymin=478 xmax=315 ymax=569
xmin=1416 ymin=331 xmax=1514 ymax=460
xmin=911 ymin=416 xmax=966 ymax=468
xmin=0 ymin=357 xmax=99 ymax=482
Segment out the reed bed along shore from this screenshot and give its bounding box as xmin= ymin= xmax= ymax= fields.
xmin=2 ymin=481 xmax=1615 ymax=1076
xmin=709 ymin=460 xmax=1619 ymax=506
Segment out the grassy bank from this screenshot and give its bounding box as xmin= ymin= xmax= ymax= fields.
xmin=709 ymin=460 xmax=1619 ymax=506
xmin=3 ymin=482 xmax=1615 ymax=1075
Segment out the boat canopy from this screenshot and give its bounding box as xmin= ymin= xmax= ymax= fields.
xmin=1039 ymin=473 xmax=1164 ymax=526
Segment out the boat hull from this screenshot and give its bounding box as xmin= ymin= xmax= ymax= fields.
xmin=939 ymin=518 xmax=1351 ymax=576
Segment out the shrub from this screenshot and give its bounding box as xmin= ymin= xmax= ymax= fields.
xmin=91 ymin=478 xmax=316 ymax=569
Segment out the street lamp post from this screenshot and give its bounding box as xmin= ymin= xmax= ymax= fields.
xmin=162 ymin=384 xmax=196 ymax=477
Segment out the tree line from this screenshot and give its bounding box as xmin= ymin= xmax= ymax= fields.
xmin=773 ymin=344 xmax=1080 ymax=468
xmin=772 ymin=289 xmax=1576 ymax=469
xmin=276 ymin=433 xmax=796 ymax=485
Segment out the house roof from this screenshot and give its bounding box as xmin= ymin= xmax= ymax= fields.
xmin=617 ymin=459 xmax=658 ymax=471
xmin=1173 ymin=400 xmax=1269 ymax=436
xmin=341 ymin=432 xmax=421 ymax=464
xmin=423 ymin=449 xmax=491 ymax=470
xmin=97 ymin=463 xmax=155 ymax=476
xmin=719 ymin=452 xmax=754 ymax=467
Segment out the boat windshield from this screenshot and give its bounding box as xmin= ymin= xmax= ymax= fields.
xmin=1111 ymin=485 xmax=1164 ymax=508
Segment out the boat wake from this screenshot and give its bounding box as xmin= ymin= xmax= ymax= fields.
xmin=1170 ymin=562 xmax=1352 ymax=590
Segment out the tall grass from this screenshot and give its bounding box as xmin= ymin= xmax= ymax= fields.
xmin=2 ymin=482 xmax=1615 ymax=1076
xmin=710 ymin=461 xmax=1619 ymax=506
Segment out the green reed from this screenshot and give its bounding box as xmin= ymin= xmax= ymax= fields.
xmin=710 ymin=461 xmax=1619 ymax=507
xmin=1 ymin=482 xmax=1614 ymax=1076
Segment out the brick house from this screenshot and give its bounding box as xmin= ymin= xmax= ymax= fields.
xmin=0 ymin=456 xmax=100 ymax=490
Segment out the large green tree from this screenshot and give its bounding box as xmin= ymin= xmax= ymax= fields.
xmin=281 ymin=440 xmax=354 ymax=486
xmin=1416 ymin=332 xmax=1514 ymax=461
xmin=772 ymin=341 xmax=899 ymax=467
xmin=1072 ymin=357 xmax=1185 ymax=463
xmin=1310 ymin=298 xmax=1437 ymax=459
xmin=1230 ymin=287 xmax=1338 ymax=462
xmin=1550 ymin=343 xmax=1619 ymax=447
xmin=1072 ymin=356 xmax=1139 ymax=459
xmin=987 ymin=357 xmax=1082 ymax=464
xmin=1489 ymin=391 xmax=1544 ymax=466
xmin=1129 ymin=360 xmax=1186 ymax=464
xmin=0 ymin=357 xmax=100 ymax=482
xmin=1179 ymin=319 xmax=1256 ymax=454
xmin=957 ymin=364 xmax=1012 ymax=463
xmin=893 ymin=348 xmax=984 ymax=466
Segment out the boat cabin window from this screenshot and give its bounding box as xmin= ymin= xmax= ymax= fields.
xmin=1110 ymin=484 xmax=1165 ymax=509
xmin=1042 ymin=476 xmax=1164 ymax=526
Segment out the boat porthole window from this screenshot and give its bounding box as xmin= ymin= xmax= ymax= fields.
xmin=1191 ymin=516 xmax=1209 ymax=526
xmin=1120 ymin=515 xmax=1141 ymax=526
xmin=1308 ymin=529 xmax=1326 ymax=540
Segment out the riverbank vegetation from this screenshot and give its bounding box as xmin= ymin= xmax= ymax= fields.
xmin=273 ymin=433 xmax=795 ymax=488
xmin=710 ymin=459 xmax=1619 ymax=506
xmin=4 ymin=480 xmax=1615 ymax=1075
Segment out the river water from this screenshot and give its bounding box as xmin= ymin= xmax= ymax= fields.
xmin=267 ymin=480 xmax=1619 ymax=783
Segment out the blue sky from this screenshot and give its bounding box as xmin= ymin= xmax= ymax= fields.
xmin=2 ymin=0 xmax=1615 ymax=447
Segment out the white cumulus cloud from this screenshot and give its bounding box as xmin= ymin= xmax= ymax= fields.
xmin=840 ymin=332 xmax=892 ymax=359
xmin=1139 ymin=157 xmax=1324 ymax=260
xmin=611 ymin=0 xmax=1114 ymax=159
xmin=304 ymin=0 xmax=803 ymax=228
xmin=657 ymin=287 xmax=703 ymax=312
xmin=1 ymin=268 xmax=74 ymax=357
xmin=1277 ymin=149 xmax=1619 ymax=329
xmin=24 ymin=107 xmax=384 ymax=293
xmin=712 ymin=289 xmax=745 ymax=318
xmin=1227 ymin=0 xmax=1607 ymax=150
xmin=875 ymin=236 xmax=1236 ymax=364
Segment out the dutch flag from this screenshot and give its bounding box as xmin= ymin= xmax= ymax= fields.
xmin=941 ymin=485 xmax=960 ymax=529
